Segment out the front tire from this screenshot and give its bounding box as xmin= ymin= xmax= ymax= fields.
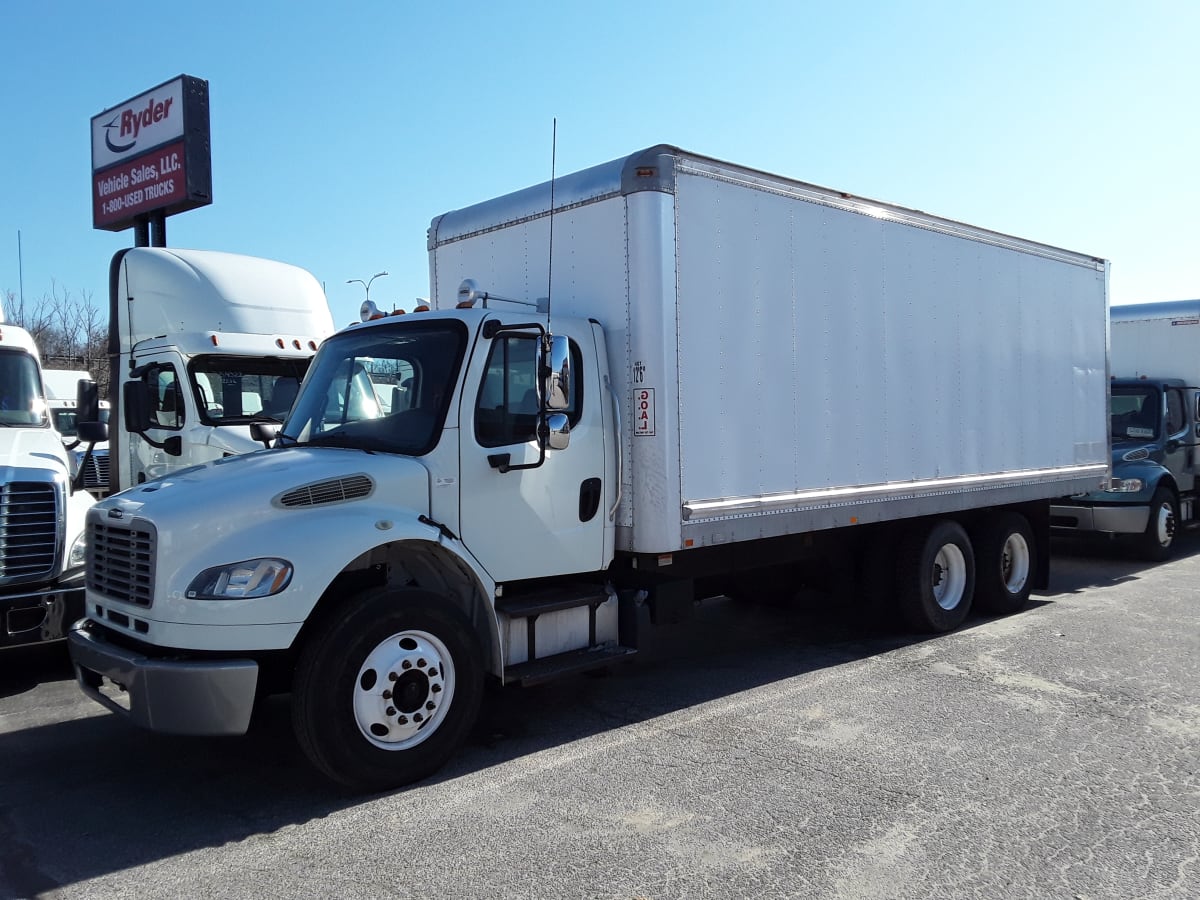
xmin=292 ymin=588 xmax=484 ymax=792
xmin=1135 ymin=486 xmax=1178 ymax=562
xmin=895 ymin=520 xmax=975 ymax=633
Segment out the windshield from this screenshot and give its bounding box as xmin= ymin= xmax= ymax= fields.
xmin=1111 ymin=386 xmax=1159 ymax=441
xmin=0 ymin=349 xmax=49 ymax=427
xmin=189 ymin=355 xmax=313 ymax=425
xmin=281 ymin=320 xmax=467 ymax=455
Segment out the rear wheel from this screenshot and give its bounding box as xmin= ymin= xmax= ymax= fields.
xmin=895 ymin=520 xmax=975 ymax=633
xmin=292 ymin=587 xmax=484 ymax=792
xmin=1135 ymin=486 xmax=1178 ymax=562
xmin=972 ymin=512 xmax=1035 ymax=615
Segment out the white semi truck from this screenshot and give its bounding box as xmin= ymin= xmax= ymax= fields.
xmin=105 ymin=248 xmax=335 ymax=492
xmin=1 ymin=315 xmax=98 ymax=649
xmin=70 ymin=146 xmax=1110 ymax=790
xmin=43 ymin=368 xmax=112 ymax=499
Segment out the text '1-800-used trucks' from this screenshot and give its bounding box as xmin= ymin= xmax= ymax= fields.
xmin=68 ymin=145 xmax=1111 ymax=791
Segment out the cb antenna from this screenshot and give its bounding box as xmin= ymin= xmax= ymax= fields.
xmin=546 ymin=117 xmax=556 ymax=332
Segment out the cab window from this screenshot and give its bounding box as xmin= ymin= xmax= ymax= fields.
xmin=474 ymin=335 xmax=582 ymax=447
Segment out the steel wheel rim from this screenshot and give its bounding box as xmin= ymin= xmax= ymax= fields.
xmin=932 ymin=543 xmax=968 ymax=611
xmin=1001 ymin=533 xmax=1031 ymax=594
xmin=1154 ymin=501 xmax=1176 ymax=548
xmin=354 ymin=629 xmax=456 ymax=751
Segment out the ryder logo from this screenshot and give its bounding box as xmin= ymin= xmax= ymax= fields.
xmin=105 ymin=95 xmax=176 ymax=153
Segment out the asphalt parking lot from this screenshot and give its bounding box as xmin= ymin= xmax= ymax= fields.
xmin=2 ymin=535 xmax=1198 ymax=899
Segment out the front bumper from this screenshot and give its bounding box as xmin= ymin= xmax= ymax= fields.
xmin=2 ymin=576 xmax=85 ymax=649
xmin=68 ymin=619 xmax=259 ymax=736
xmin=1050 ymin=501 xmax=1151 ymax=535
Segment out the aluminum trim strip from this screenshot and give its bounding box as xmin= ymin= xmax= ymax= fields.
xmin=683 ymin=464 xmax=1109 ymax=521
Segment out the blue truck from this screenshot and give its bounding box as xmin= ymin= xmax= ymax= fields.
xmin=1052 ymin=300 xmax=1200 ymax=560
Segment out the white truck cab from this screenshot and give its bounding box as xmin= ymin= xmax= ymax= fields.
xmin=44 ymin=368 xmax=112 ymax=499
xmin=1 ymin=319 xmax=98 ymax=648
xmin=107 ymin=248 xmax=334 ymax=492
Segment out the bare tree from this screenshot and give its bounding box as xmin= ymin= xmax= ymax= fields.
xmin=2 ymin=282 xmax=109 ymax=397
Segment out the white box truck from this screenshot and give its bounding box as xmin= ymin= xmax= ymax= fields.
xmin=1052 ymin=299 xmax=1200 ymax=559
xmin=69 ymin=146 xmax=1110 ymax=790
xmin=106 ymin=248 xmax=335 ymax=492
xmin=43 ymin=368 xmax=112 ymax=499
xmin=1 ymin=315 xmax=98 ymax=649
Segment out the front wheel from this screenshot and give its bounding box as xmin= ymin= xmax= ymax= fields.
xmin=895 ymin=520 xmax=975 ymax=633
xmin=1135 ymin=486 xmax=1179 ymax=562
xmin=292 ymin=588 xmax=484 ymax=792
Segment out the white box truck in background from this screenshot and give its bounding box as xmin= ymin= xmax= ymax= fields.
xmin=43 ymin=368 xmax=111 ymax=499
xmin=1052 ymin=299 xmax=1200 ymax=559
xmin=1 ymin=314 xmax=98 ymax=649
xmin=107 ymin=248 xmax=335 ymax=492
xmin=70 ymin=146 xmax=1110 ymax=790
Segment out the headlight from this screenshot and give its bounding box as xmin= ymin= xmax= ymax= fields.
xmin=186 ymin=558 xmax=293 ymax=600
xmin=1105 ymin=478 xmax=1144 ymax=493
xmin=68 ymin=533 xmax=87 ymax=570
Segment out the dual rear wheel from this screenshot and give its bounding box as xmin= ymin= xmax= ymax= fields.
xmin=892 ymin=512 xmax=1035 ymax=633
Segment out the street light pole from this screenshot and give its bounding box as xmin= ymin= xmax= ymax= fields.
xmin=347 ymin=270 xmax=389 ymax=302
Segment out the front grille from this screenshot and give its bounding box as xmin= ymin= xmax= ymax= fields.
xmin=278 ymin=474 xmax=374 ymax=508
xmin=88 ymin=520 xmax=155 ymax=607
xmin=0 ymin=482 xmax=58 ymax=581
xmin=82 ymin=451 xmax=110 ymax=490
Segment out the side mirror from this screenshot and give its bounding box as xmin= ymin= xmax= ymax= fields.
xmin=1166 ymin=438 xmax=1181 ymax=453
xmin=77 ymin=420 xmax=109 ymax=445
xmin=76 ymin=379 xmax=100 ymax=423
xmin=123 ymin=380 xmax=154 ymax=432
xmin=543 ymin=334 xmax=570 ymax=411
xmin=162 ymin=435 xmax=183 ymax=457
xmin=546 ymin=412 xmax=570 ymax=451
xmin=250 ymin=420 xmax=280 ymax=448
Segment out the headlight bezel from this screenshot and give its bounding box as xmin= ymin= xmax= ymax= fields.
xmin=185 ymin=558 xmax=294 ymax=600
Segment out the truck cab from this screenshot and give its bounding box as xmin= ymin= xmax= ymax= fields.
xmin=108 ymin=248 xmax=334 ymax=491
xmin=0 ymin=321 xmax=100 ymax=648
xmin=1051 ymin=377 xmax=1197 ymax=559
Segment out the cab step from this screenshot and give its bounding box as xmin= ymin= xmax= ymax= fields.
xmin=494 ymin=583 xmax=611 ymax=618
xmin=504 ymin=645 xmax=638 ymax=687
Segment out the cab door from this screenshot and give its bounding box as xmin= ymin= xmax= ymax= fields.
xmin=1164 ymin=386 xmax=1196 ymax=494
xmin=456 ymin=323 xmax=607 ymax=583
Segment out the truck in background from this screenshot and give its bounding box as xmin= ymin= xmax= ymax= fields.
xmin=1052 ymin=299 xmax=1200 ymax=559
xmin=43 ymin=368 xmax=112 ymax=500
xmin=70 ymin=146 xmax=1110 ymax=790
xmin=107 ymin=248 xmax=335 ymax=493
xmin=1 ymin=313 xmax=101 ymax=649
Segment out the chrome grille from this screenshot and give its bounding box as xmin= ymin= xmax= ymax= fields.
xmin=278 ymin=474 xmax=374 ymax=508
xmin=0 ymin=482 xmax=58 ymax=581
xmin=82 ymin=451 xmax=110 ymax=490
xmin=88 ymin=520 xmax=155 ymax=607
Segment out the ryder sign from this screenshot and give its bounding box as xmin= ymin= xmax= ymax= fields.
xmin=91 ymin=75 xmax=212 ymax=232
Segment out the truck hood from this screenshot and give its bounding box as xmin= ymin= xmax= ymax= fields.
xmin=203 ymin=424 xmax=262 ymax=456
xmin=0 ymin=427 xmax=72 ymax=478
xmin=96 ymin=446 xmax=431 ymax=527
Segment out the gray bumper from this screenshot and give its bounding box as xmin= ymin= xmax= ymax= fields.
xmin=2 ymin=576 xmax=85 ymax=649
xmin=68 ymin=619 xmax=259 ymax=736
xmin=1050 ymin=502 xmax=1150 ymax=535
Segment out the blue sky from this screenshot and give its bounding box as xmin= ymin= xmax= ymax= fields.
xmin=1 ymin=1 xmax=1196 ymax=326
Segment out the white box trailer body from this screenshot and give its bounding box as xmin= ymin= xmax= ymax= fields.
xmin=107 ymin=248 xmax=335 ymax=492
xmin=1110 ymin=299 xmax=1200 ymax=383
xmin=429 ymin=145 xmax=1111 ymax=553
xmin=69 ymin=145 xmax=1112 ymax=791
